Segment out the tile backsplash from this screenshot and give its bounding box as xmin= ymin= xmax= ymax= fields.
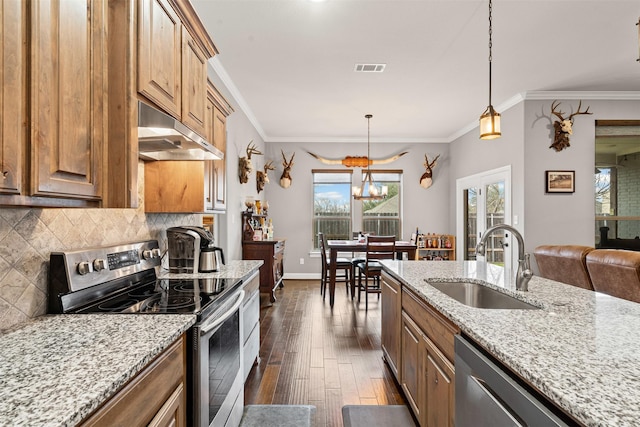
xmin=0 ymin=163 xmax=201 ymax=331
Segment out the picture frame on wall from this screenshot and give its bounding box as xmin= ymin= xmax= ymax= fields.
xmin=545 ymin=170 xmax=575 ymax=193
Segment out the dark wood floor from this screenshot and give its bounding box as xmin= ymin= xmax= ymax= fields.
xmin=244 ymin=279 xmax=407 ymax=427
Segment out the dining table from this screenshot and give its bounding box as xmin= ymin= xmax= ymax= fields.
xmin=326 ymin=239 xmax=417 ymax=308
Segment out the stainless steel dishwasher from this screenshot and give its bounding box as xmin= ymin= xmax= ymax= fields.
xmin=455 ymin=335 xmax=578 ymax=427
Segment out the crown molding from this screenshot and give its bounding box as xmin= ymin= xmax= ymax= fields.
xmin=209 ymin=57 xmax=267 ymax=141
xmin=204 ymin=67 xmax=640 ymax=145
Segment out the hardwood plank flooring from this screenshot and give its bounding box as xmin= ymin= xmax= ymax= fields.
xmin=244 ymin=280 xmax=407 ymax=427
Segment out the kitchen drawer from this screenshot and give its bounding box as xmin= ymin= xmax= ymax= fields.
xmin=243 ymin=322 xmax=260 ymax=381
xmin=402 ymin=287 xmax=459 ymax=363
xmin=242 ymin=271 xmax=260 ymax=305
xmin=242 ymin=287 xmax=260 ymax=345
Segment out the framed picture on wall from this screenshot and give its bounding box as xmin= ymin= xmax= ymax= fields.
xmin=545 ymin=170 xmax=575 ymax=193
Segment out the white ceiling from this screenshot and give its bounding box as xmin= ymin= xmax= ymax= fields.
xmin=192 ymin=0 xmax=640 ymax=143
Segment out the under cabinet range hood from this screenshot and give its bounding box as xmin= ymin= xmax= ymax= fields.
xmin=138 ymin=101 xmax=223 ymax=161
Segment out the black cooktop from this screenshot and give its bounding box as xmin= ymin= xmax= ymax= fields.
xmin=75 ymin=277 xmax=242 ymax=318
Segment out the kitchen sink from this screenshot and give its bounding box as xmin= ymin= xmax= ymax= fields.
xmin=427 ymin=281 xmax=540 ymax=310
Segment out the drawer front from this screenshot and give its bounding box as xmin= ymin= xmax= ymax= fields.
xmin=242 ymin=271 xmax=260 ymax=305
xmin=242 ymin=288 xmax=260 ymax=344
xmin=402 ymin=288 xmax=459 ymax=363
xmin=242 ymin=323 xmax=260 ymax=381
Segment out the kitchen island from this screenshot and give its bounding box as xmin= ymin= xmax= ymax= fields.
xmin=381 ymin=260 xmax=640 ymax=427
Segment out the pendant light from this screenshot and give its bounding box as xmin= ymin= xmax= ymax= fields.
xmin=353 ymin=114 xmax=387 ymax=200
xmin=479 ymin=0 xmax=501 ymax=139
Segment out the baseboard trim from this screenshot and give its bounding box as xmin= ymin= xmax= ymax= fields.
xmin=283 ymin=273 xmax=320 ymax=280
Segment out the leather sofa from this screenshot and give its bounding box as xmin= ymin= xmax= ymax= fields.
xmin=533 ymin=245 xmax=594 ymax=290
xmin=585 ymin=249 xmax=640 ymax=304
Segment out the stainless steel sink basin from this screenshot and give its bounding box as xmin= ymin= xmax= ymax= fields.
xmin=427 ymin=281 xmax=540 ymax=310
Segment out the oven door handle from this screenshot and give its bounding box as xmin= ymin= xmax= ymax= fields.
xmin=200 ymin=290 xmax=245 ymax=335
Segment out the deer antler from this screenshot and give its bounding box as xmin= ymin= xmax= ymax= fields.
xmin=550 ymin=100 xmax=566 ymax=121
xmin=282 ymin=150 xmax=295 ymax=167
xmin=264 ymin=161 xmax=275 ymax=172
xmin=568 ymin=100 xmax=592 ymax=121
xmin=424 ymin=154 xmax=440 ymax=169
xmin=246 ymin=141 xmax=262 ymax=159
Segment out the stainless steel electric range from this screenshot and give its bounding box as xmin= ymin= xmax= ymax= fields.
xmin=48 ymin=240 xmax=245 ymax=427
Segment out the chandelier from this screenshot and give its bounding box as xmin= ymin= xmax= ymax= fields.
xmin=479 ymin=0 xmax=501 ymax=140
xmin=353 ymin=114 xmax=388 ymax=200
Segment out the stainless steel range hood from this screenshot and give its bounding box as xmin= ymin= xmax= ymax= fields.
xmin=138 ymin=101 xmax=223 ymax=161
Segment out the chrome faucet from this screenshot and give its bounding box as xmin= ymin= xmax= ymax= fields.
xmin=476 ymin=224 xmax=533 ymax=291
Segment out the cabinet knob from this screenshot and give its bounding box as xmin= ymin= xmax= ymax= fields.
xmin=2 ymin=171 xmax=7 ymax=179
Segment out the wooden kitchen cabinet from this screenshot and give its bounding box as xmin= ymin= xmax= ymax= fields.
xmin=137 ymin=0 xmax=182 ymax=119
xmin=0 ymin=0 xmax=106 ymax=207
xmin=81 ymin=334 xmax=187 ymax=427
xmin=0 ymin=0 xmax=27 ymax=197
xmin=381 ymin=271 xmax=402 ymax=379
xmin=181 ymin=26 xmax=208 ymax=137
xmin=401 ymin=287 xmax=459 ymax=427
xmin=243 ymin=239 xmax=286 ymax=303
xmin=204 ymin=82 xmax=233 ymax=212
xmin=138 ymin=0 xmax=211 ymax=138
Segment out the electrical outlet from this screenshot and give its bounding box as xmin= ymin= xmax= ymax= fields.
xmin=300 ymin=258 xmax=305 ymax=265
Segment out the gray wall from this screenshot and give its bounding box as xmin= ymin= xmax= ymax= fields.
xmin=262 ymin=141 xmax=451 ymax=277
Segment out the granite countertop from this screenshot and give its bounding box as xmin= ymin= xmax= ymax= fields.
xmin=0 ymin=314 xmax=195 ymax=427
xmin=0 ymin=261 xmax=263 ymax=427
xmin=157 ymin=259 xmax=263 ymax=280
xmin=381 ymin=260 xmax=640 ymax=427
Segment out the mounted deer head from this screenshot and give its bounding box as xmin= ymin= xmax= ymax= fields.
xmin=238 ymin=141 xmax=262 ymax=184
xmin=550 ymin=100 xmax=592 ymax=152
xmin=256 ymin=161 xmax=275 ymax=193
xmin=419 ymin=154 xmax=441 ymax=189
xmin=280 ymin=150 xmax=295 ymax=189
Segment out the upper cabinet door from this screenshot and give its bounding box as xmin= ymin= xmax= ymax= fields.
xmin=181 ymin=27 xmax=208 ymax=137
xmin=138 ymin=0 xmax=182 ymax=118
xmin=0 ymin=0 xmax=27 ymax=196
xmin=30 ymin=0 xmax=105 ymax=200
xmin=212 ymin=106 xmax=227 ymax=211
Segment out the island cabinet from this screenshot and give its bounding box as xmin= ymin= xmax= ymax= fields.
xmin=381 ymin=272 xmax=402 ymax=379
xmin=0 ymin=0 xmax=106 ymax=208
xmin=81 ymin=334 xmax=187 ymax=427
xmin=243 ymin=240 xmax=286 ymax=303
xmin=381 ymin=270 xmax=460 ymax=427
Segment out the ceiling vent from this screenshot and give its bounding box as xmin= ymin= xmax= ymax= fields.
xmin=354 ymin=63 xmax=386 ymax=73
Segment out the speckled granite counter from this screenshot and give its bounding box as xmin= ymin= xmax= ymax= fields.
xmin=0 ymin=314 xmax=195 ymax=427
xmin=381 ymin=260 xmax=640 ymax=427
xmin=157 ymin=259 xmax=263 ymax=281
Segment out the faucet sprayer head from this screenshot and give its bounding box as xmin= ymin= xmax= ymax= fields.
xmin=476 ymin=242 xmax=486 ymax=256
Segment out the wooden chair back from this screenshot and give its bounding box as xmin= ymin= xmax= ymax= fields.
xmin=318 ymin=232 xmax=327 ymax=265
xmin=365 ymin=235 xmax=396 ymax=263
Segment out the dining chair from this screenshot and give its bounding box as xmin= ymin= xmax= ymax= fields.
xmin=319 ymin=232 xmax=353 ymax=299
xmin=356 ymin=235 xmax=396 ymax=310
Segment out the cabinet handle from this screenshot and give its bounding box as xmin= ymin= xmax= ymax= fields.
xmin=434 ymin=377 xmax=439 ymax=385
xmin=2 ymin=171 xmax=7 ymax=180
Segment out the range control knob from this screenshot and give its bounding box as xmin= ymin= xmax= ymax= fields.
xmin=142 ymin=249 xmax=153 ymax=260
xmin=77 ymin=261 xmax=91 ymax=275
xmin=151 ymin=248 xmax=162 ymax=258
xmin=93 ymin=258 xmax=107 ymax=271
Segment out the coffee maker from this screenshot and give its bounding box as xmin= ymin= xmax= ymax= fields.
xmin=166 ymin=226 xmax=225 ymax=273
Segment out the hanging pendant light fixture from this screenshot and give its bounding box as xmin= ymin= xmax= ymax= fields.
xmin=353 ymin=114 xmax=387 ymax=201
xmin=479 ymin=0 xmax=501 ymax=140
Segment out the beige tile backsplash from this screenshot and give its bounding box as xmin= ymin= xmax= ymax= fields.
xmin=0 ymin=162 xmax=201 ymax=331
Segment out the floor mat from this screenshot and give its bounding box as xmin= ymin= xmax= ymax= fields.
xmin=239 ymin=404 xmax=316 ymax=427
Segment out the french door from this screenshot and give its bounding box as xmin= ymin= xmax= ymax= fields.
xmin=456 ymin=166 xmax=512 ymax=271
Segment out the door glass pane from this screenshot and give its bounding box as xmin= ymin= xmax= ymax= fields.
xmin=484 ymin=181 xmax=505 ymax=265
xmin=464 ymin=187 xmax=478 ymax=260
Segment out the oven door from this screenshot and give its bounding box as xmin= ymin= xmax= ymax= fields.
xmin=194 ymin=290 xmax=245 ymax=427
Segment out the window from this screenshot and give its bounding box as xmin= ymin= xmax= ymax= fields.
xmin=313 ymin=170 xmax=352 ymax=248
xmin=361 ymin=171 xmax=402 ymax=239
xmin=312 ymin=169 xmax=403 ymax=249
